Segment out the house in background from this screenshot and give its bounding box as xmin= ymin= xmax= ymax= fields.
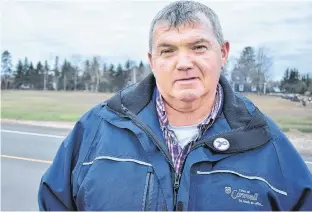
xmin=230 ymin=67 xmax=268 ymax=93
xmin=231 ymin=70 xmax=255 ymax=92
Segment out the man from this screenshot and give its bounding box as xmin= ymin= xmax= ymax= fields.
xmin=38 ymin=1 xmax=312 ymax=210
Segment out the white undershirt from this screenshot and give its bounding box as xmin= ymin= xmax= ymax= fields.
xmin=168 ymin=124 xmax=200 ymax=149
xmin=167 ymin=112 xmax=212 ymax=149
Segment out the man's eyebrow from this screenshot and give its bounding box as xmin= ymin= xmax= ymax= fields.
xmin=156 ymin=38 xmax=211 ymax=48
xmin=189 ymin=38 xmax=211 ymax=46
xmin=156 ymin=43 xmax=176 ymax=48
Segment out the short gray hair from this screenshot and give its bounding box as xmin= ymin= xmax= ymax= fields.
xmin=149 ymin=1 xmax=224 ymax=52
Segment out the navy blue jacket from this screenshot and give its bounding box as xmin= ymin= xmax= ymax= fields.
xmin=38 ymin=74 xmax=312 ymax=211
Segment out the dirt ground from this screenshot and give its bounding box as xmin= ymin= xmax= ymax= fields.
xmin=245 ymin=93 xmax=312 ymax=118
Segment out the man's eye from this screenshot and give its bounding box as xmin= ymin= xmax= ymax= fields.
xmin=160 ymin=49 xmax=174 ymax=55
xmin=193 ymin=45 xmax=207 ymax=51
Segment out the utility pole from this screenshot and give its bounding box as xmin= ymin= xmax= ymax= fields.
xmin=132 ymin=67 xmax=137 ymax=84
xmin=44 ymin=69 xmax=47 ymax=91
xmin=74 ymin=67 xmax=77 ymax=91
xmin=63 ymin=75 xmax=66 ymax=91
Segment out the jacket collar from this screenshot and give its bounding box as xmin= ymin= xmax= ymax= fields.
xmin=106 ymin=73 xmax=270 ymax=154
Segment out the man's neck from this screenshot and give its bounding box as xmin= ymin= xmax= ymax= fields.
xmin=163 ymin=91 xmax=216 ymax=127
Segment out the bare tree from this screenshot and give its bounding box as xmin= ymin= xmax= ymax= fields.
xmin=255 ymin=47 xmax=273 ymax=93
xmin=83 ymin=60 xmax=91 ymax=91
xmin=70 ymin=54 xmax=83 ymax=91
xmin=91 ymin=57 xmax=101 ymax=92
xmin=52 ymin=56 xmax=60 ymax=90
xmin=73 ymin=66 xmax=78 ymax=91
xmin=44 ymin=60 xmax=49 ymax=91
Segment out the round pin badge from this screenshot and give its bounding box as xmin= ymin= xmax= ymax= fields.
xmin=213 ymin=137 xmax=230 ymax=151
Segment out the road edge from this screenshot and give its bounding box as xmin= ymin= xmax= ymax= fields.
xmin=1 ymin=118 xmax=312 ymax=157
xmin=0 ymin=118 xmax=74 ymax=129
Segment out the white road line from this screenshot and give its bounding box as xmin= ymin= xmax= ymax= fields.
xmin=2 ymin=153 xmax=310 ymax=168
xmin=1 ymin=129 xmax=312 ymax=167
xmin=0 ymin=129 xmax=65 ymax=139
xmin=1 ymin=154 xmax=52 ymax=164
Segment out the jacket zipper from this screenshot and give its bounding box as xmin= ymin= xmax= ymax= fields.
xmin=143 ymin=167 xmax=154 ymax=211
xmin=119 ymin=105 xmax=182 ymax=209
xmin=173 ymin=172 xmax=181 ymax=210
xmin=120 ymin=104 xmax=174 ymax=169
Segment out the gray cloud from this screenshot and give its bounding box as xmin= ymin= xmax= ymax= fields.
xmin=1 ymin=0 xmax=312 ymax=80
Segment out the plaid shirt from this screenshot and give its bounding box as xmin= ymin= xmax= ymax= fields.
xmin=156 ymin=84 xmax=223 ymax=173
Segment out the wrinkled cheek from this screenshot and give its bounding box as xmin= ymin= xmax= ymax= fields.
xmin=158 ymin=60 xmax=173 ymax=72
xmin=200 ymin=57 xmax=221 ymax=75
xmin=154 ymin=62 xmax=173 ymax=92
xmin=196 ymin=61 xmax=220 ymax=90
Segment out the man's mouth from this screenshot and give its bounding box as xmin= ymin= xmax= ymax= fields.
xmin=176 ymin=77 xmax=198 ymax=82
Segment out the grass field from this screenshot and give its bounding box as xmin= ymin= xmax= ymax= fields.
xmin=1 ymin=90 xmax=112 ymax=122
xmin=244 ymin=93 xmax=312 ymax=133
xmin=1 ymin=90 xmax=312 ymax=133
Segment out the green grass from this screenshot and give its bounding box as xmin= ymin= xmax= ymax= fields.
xmin=241 ymin=93 xmax=312 ymax=133
xmin=297 ymin=127 xmax=312 ymax=133
xmin=279 ymin=127 xmax=290 ymax=132
xmin=1 ymin=110 xmax=80 ymax=121
xmin=1 ymin=90 xmax=112 ymax=122
xmin=268 ymin=117 xmax=312 ymax=133
xmin=1 ymin=91 xmax=312 ymax=133
xmin=272 ymin=117 xmax=312 ymax=126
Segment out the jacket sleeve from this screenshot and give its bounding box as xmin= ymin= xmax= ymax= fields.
xmin=37 ymin=101 xmax=107 ymax=212
xmin=37 ymin=119 xmax=85 ymax=211
xmin=266 ymin=116 xmax=312 ymax=210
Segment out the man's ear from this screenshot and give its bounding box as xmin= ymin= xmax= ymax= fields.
xmin=221 ymin=41 xmax=230 ymax=67
xmin=148 ymin=52 xmax=153 ymax=69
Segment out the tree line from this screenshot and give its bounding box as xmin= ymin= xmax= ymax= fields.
xmin=1 ymin=50 xmax=151 ymax=92
xmin=280 ymin=68 xmax=312 ymax=94
xmin=2 ymin=48 xmax=311 ymax=94
xmin=227 ymin=46 xmax=311 ymax=94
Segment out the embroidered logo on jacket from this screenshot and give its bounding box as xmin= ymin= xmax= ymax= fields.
xmin=225 ymin=187 xmax=232 ymax=194
xmin=225 ymin=187 xmax=263 ymax=207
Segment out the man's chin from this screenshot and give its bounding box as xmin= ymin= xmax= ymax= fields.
xmin=175 ymin=90 xmax=202 ymax=102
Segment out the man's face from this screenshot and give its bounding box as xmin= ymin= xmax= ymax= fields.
xmin=148 ymin=14 xmax=230 ymax=103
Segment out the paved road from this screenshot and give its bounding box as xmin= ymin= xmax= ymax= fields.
xmin=1 ymin=123 xmax=68 ymax=211
xmin=1 ymin=122 xmax=312 ymax=210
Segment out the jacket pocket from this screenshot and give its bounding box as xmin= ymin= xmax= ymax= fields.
xmin=77 ymin=155 xmax=155 ymax=210
xmin=142 ymin=166 xmax=154 ymax=211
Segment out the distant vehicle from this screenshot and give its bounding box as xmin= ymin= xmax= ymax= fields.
xmin=291 ymin=95 xmax=301 ymax=102
xmin=282 ymin=94 xmax=295 ymax=100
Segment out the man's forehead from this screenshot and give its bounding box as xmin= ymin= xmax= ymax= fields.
xmin=153 ymin=19 xmax=214 ymax=46
xmin=152 ymin=13 xmax=214 ymax=39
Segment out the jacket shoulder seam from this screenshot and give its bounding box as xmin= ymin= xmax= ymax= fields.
xmin=270 ymin=128 xmax=289 ymax=195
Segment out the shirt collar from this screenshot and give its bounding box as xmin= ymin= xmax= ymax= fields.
xmin=156 ymin=84 xmax=223 ymax=131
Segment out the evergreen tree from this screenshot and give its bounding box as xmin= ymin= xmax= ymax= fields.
xmin=14 ymin=60 xmax=24 ymax=89
xmin=1 ymin=50 xmax=13 ymax=89
xmin=35 ymin=61 xmax=44 ymax=90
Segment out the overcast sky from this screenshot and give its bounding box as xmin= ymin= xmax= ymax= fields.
xmin=1 ymin=0 xmax=312 ymax=80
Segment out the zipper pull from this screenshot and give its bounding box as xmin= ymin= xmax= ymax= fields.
xmin=173 ymin=172 xmax=181 ymax=210
xmin=121 ymin=104 xmax=129 ymax=113
xmin=174 ymin=173 xmax=181 ymax=191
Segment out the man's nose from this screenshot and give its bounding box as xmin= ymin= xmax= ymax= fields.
xmin=176 ymin=52 xmax=194 ymax=71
